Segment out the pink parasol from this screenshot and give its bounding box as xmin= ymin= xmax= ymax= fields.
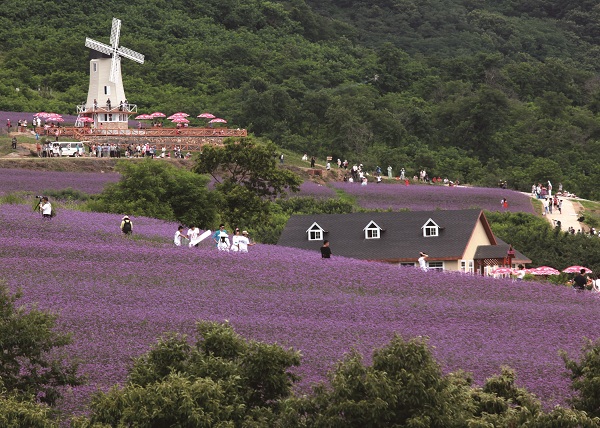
xmin=135 ymin=114 xmax=154 ymax=120
xmin=531 ymin=266 xmax=560 ymax=276
xmin=209 ymin=118 xmax=227 ymax=124
xmin=171 ymin=117 xmax=190 ymax=123
xmin=77 ymin=117 xmax=94 ymax=123
xmin=34 ymin=112 xmax=50 ymax=118
xmin=491 ymin=267 xmax=514 ymax=275
xmin=45 ymin=115 xmax=64 ymax=122
xmin=198 ymin=112 xmax=215 ymax=119
xmin=167 ymin=112 xmax=189 ymax=120
xmin=562 ymin=266 xmax=592 ymax=274
xmin=151 ymin=112 xmax=166 ymax=118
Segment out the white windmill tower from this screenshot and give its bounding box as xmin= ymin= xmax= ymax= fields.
xmin=78 ymin=18 xmax=144 ymax=129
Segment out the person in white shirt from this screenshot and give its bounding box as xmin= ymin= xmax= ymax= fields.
xmin=174 ymin=226 xmax=188 ymax=246
xmin=39 ymin=197 xmax=52 ymax=219
xmin=187 ymin=226 xmax=200 ymax=247
xmin=238 ymin=231 xmax=255 ymax=253
xmin=418 ymin=251 xmax=428 ymax=271
xmin=230 ymin=229 xmax=241 ymax=252
xmin=217 ymin=232 xmax=230 ymax=252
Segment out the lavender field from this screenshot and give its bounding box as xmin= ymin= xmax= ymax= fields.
xmin=0 ymin=167 xmax=120 ymax=195
xmin=330 ymin=182 xmax=536 ymax=213
xmin=1 ymin=203 xmax=599 ymax=417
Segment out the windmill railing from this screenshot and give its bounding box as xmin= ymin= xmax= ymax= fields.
xmin=76 ymin=104 xmax=138 ymax=114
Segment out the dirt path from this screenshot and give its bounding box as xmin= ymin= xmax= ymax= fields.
xmin=537 ymin=195 xmax=584 ymax=232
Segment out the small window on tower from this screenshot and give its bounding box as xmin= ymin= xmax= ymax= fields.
xmin=93 ymin=63 xmax=97 ymax=72
xmin=104 ymin=86 xmax=110 ymax=95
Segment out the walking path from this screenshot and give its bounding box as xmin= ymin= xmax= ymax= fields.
xmin=527 ymin=193 xmax=583 ymax=232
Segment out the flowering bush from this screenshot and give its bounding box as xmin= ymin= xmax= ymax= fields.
xmin=1 ymin=203 xmax=598 ymax=417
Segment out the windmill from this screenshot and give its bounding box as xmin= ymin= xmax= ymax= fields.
xmin=79 ymin=18 xmax=144 ymax=129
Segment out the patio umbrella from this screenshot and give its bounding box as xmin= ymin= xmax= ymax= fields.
xmin=197 ymin=112 xmax=215 ymax=119
xmin=45 ymin=116 xmax=64 ymax=122
xmin=531 ymin=266 xmax=560 ymax=275
xmin=171 ymin=117 xmax=190 ymax=123
xmin=34 ymin=112 xmax=50 ymax=118
xmin=77 ymin=117 xmax=94 ymax=123
xmin=209 ymin=118 xmax=227 ymax=124
xmin=135 ymin=114 xmax=154 ymax=120
xmin=167 ymin=112 xmax=189 ymax=120
xmin=491 ymin=267 xmax=514 ymax=275
xmin=562 ymin=265 xmax=592 ymax=274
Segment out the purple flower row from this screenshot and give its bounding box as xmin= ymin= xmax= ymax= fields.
xmin=329 ymin=182 xmax=536 ymax=213
xmin=0 ymin=168 xmax=120 ymax=196
xmin=0 ymin=203 xmax=597 ymax=417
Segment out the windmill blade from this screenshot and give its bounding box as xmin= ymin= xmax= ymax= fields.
xmin=109 ymin=56 xmax=121 ymax=83
xmin=118 ymin=46 xmax=145 ymax=64
xmin=110 ymin=18 xmax=121 ymax=48
xmin=85 ymin=38 xmax=113 ymax=56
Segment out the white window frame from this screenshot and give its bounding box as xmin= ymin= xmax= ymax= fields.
xmin=421 ymin=219 xmax=440 ymax=237
xmin=306 ymin=222 xmax=324 ymax=241
xmin=427 ymin=261 xmax=444 ymax=271
xmin=363 ymin=221 xmax=382 ymax=239
xmin=460 ymin=260 xmax=474 ymax=274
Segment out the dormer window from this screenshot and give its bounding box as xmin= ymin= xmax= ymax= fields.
xmin=421 ymin=219 xmax=440 ymax=237
xmin=363 ymin=220 xmax=382 ymax=239
xmin=306 ymin=222 xmax=325 ymax=241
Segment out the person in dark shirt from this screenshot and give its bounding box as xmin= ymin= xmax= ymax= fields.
xmin=573 ymin=269 xmax=588 ymax=291
xmin=320 ymin=240 xmax=332 ymax=259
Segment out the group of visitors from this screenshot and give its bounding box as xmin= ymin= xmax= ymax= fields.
xmin=169 ymin=223 xmax=256 ymax=253
xmin=542 ymin=196 xmax=563 ymax=215
xmin=91 ymin=143 xmax=121 ymax=158
xmin=571 ymin=269 xmax=597 ymax=291
xmin=211 ymin=224 xmax=255 ymax=252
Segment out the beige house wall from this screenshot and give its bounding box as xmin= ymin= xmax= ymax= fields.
xmin=443 ymin=260 xmax=460 ymax=271
xmin=462 ymin=218 xmax=493 ymax=260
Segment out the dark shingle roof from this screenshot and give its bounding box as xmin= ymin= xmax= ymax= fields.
xmin=277 ymin=209 xmax=491 ymax=262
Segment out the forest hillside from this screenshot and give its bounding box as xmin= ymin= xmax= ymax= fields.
xmin=1 ymin=0 xmax=600 ymax=198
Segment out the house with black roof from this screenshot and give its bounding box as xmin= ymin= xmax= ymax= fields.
xmin=277 ymin=209 xmax=531 ymax=273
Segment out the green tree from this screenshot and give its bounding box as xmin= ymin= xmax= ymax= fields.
xmin=73 ymin=321 xmax=301 ymax=428
xmin=192 ymin=138 xmax=301 ymax=232
xmin=193 ymin=138 xmax=301 ymax=198
xmin=0 ymin=282 xmax=82 ymax=406
xmin=89 ymin=160 xmax=219 ymax=229
xmin=0 ymin=395 xmax=58 ymax=428
xmin=562 ymin=338 xmax=600 ymax=418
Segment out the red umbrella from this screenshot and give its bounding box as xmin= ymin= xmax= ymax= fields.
xmin=198 ymin=112 xmax=215 ymax=119
xmin=531 ymin=266 xmax=560 ymax=275
xmin=167 ymin=112 xmax=189 ymax=120
xmin=151 ymin=112 xmax=166 ymax=118
xmin=45 ymin=115 xmax=64 ymax=122
xmin=171 ymin=117 xmax=189 ymax=123
xmin=77 ymin=117 xmax=94 ymax=123
xmin=135 ymin=114 xmax=154 ymax=120
xmin=35 ymin=112 xmax=50 ymax=118
xmin=491 ymin=267 xmax=514 ymax=275
xmin=562 ymin=266 xmax=592 ymax=274
xmin=209 ymin=118 xmax=227 ymax=124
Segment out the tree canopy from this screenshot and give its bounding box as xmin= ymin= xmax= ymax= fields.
xmin=2 ymin=0 xmax=600 ymax=198
xmin=0 ymin=282 xmax=82 ymax=406
xmin=89 ymin=159 xmax=220 ymax=229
